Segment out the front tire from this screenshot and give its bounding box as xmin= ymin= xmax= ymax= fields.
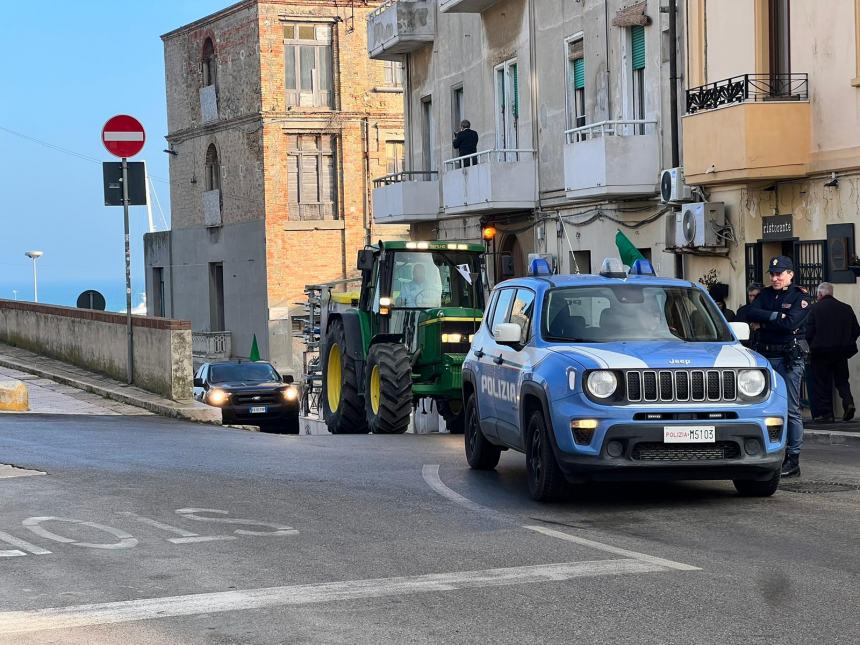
xmin=364 ymin=343 xmax=412 ymax=434
xmin=525 ymin=410 xmax=568 ymax=502
xmin=464 ymin=395 xmax=501 ymax=470
xmin=733 ymin=470 xmax=781 ymax=497
xmin=322 ymin=319 xmax=368 ymax=434
xmin=437 ymin=398 xmax=465 ymax=434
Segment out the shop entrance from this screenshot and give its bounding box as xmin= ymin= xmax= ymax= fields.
xmin=744 ymin=239 xmax=827 ymax=291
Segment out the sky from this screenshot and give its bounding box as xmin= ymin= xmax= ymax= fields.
xmin=0 ymin=0 xmax=228 ymax=308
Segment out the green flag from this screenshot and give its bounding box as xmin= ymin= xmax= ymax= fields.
xmin=249 ymin=334 xmax=260 ymax=362
xmin=615 ymin=230 xmax=645 ymax=267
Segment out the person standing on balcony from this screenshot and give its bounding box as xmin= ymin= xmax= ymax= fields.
xmin=453 ymin=120 xmax=479 ymax=167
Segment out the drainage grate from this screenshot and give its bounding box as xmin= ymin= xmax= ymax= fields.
xmin=779 ymin=480 xmax=860 ymax=494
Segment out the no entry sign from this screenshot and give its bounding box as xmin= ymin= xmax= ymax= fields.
xmin=102 ymin=115 xmax=145 ymax=158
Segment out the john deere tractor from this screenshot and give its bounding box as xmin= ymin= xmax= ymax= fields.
xmin=321 ymin=240 xmax=486 ymax=435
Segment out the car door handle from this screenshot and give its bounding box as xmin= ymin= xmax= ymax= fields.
xmin=493 ymin=355 xmax=504 ymax=365
xmin=474 ymin=349 xmax=485 ymax=358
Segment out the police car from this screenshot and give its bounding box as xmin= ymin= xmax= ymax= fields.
xmin=462 ymin=258 xmax=788 ymax=501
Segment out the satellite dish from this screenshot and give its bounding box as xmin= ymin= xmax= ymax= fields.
xmin=76 ymin=290 xmax=106 ymax=311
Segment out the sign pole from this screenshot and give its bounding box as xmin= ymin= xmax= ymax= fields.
xmin=122 ymin=156 xmax=134 ymax=385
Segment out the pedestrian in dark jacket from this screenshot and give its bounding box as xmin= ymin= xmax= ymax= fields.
xmin=708 ymin=283 xmax=736 ymax=322
xmin=736 ymin=283 xmax=763 ymax=348
xmin=806 ymin=282 xmax=860 ymax=422
xmin=452 ymin=120 xmax=479 ymax=167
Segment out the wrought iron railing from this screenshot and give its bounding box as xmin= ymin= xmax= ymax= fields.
xmin=686 ymin=73 xmax=808 ymax=114
xmin=372 ymin=170 xmax=438 ymax=188
xmin=443 ymin=148 xmax=535 ymax=170
xmin=565 ymin=119 xmax=658 ymax=144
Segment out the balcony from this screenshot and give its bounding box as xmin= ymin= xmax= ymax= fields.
xmin=372 ymin=171 xmax=440 ymax=224
xmin=683 ymin=74 xmax=811 ymax=185
xmin=367 ymin=0 xmax=435 ymax=61
xmin=442 ymin=149 xmax=537 ymax=216
xmin=439 ymin=0 xmax=499 ymax=13
xmin=564 ymin=120 xmax=660 ymax=200
xmin=192 ymin=331 xmax=232 ymax=361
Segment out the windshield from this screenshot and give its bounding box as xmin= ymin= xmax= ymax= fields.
xmin=210 ymin=363 xmax=280 ymax=383
xmin=386 ymin=250 xmax=483 ymax=309
xmin=542 ymin=285 xmax=733 ymax=343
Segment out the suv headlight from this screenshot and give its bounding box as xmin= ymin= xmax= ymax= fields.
xmin=737 ymin=369 xmax=766 ymax=398
xmin=587 ymin=370 xmax=617 ymax=399
xmin=283 ymin=386 xmax=299 ymax=401
xmin=207 ymin=389 xmax=230 ymax=406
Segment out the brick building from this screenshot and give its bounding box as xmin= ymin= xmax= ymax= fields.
xmin=144 ymin=0 xmax=406 ymax=375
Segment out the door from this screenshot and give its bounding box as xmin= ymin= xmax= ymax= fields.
xmin=421 ymin=96 xmax=435 ymax=172
xmin=476 ymin=287 xmax=516 ymax=438
xmin=209 ymin=262 xmax=225 ymax=332
xmin=493 ymin=288 xmax=535 ymax=449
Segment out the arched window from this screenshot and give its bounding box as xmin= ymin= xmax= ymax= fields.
xmin=202 ymin=38 xmax=216 ymax=87
xmin=205 ymin=144 xmax=221 ymax=192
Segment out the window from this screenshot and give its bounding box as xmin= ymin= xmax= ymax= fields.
xmin=209 ymin=262 xmax=225 ymax=332
xmin=769 ymin=0 xmax=791 ymax=95
xmin=630 ymin=25 xmax=645 ymax=132
xmin=489 ymin=288 xmax=515 ymax=336
xmin=509 ymin=289 xmax=535 ymax=344
xmin=494 ymin=59 xmax=519 ymax=154
xmin=386 ymin=140 xmax=404 ymax=175
xmin=567 ymin=37 xmax=585 ymax=129
xmin=204 ymin=144 xmax=221 ymax=192
xmin=383 ymin=60 xmax=404 ymax=88
xmin=391 ymin=251 xmax=483 ymax=309
xmin=421 ymin=96 xmax=435 ymax=172
xmin=202 ymin=38 xmax=216 ymax=87
xmin=287 ymin=134 xmax=338 ymax=220
xmin=451 ymin=85 xmax=464 ymax=131
xmin=570 ymin=250 xmax=591 ymax=275
xmin=284 ymin=23 xmax=333 ymax=108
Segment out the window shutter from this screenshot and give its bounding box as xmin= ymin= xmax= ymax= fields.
xmin=511 ymin=64 xmax=519 ymax=118
xmin=573 ymin=58 xmax=585 ymax=90
xmin=287 ymin=154 xmax=299 ymax=217
xmin=631 ymin=25 xmax=645 ymax=70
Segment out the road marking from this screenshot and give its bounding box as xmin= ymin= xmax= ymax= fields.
xmin=0 ymin=559 xmax=668 ymax=634
xmin=168 ymin=535 xmax=237 ymax=544
xmin=422 ymin=465 xmax=509 ymax=521
xmin=0 ymin=465 xmax=45 ymax=479
xmin=119 ymin=513 xmax=198 ymax=537
xmin=0 ymin=530 xmax=51 ymax=557
xmin=22 ymin=517 xmax=138 ymax=550
xmin=524 ymin=525 xmax=700 ymax=571
xmin=175 ymin=508 xmax=298 ymax=536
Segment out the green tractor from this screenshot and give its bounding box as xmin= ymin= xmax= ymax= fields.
xmin=321 ymin=240 xmax=486 ymax=435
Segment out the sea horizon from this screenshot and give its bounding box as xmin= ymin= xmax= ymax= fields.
xmin=0 ymin=279 xmax=147 ymax=314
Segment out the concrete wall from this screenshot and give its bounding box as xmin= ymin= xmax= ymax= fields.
xmin=0 ymin=300 xmax=193 ymax=401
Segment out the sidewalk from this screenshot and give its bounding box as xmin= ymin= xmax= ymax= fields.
xmin=803 ymin=417 xmax=860 ymax=446
xmin=0 ymin=343 xmax=220 ymax=423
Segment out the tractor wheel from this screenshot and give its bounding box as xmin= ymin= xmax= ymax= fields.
xmin=365 ymin=343 xmax=412 ymax=434
xmin=322 ymin=319 xmax=368 ymax=435
xmin=437 ymin=399 xmax=465 ymax=434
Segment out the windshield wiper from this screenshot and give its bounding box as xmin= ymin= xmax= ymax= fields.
xmin=544 ymin=336 xmax=603 ymax=343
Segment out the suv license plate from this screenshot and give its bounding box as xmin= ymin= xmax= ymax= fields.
xmin=250 ymin=406 xmax=267 ymax=414
xmin=664 ymin=426 xmax=715 ymax=443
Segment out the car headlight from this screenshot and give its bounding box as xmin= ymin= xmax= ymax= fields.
xmin=207 ymin=389 xmax=230 ymax=406
xmin=737 ymin=369 xmax=766 ymax=398
xmin=283 ymin=386 xmax=299 ymax=401
xmin=587 ymin=370 xmax=617 ymax=399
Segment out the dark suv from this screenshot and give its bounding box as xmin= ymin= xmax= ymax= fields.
xmin=193 ymin=361 xmax=300 ymax=434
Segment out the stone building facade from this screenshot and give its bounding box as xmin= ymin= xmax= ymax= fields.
xmin=145 ymin=0 xmax=406 ymax=375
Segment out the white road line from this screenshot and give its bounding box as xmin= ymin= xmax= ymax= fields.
xmin=167 ymin=535 xmax=237 ymax=544
xmin=422 ymin=465 xmax=509 ymax=521
xmin=0 ymin=465 xmax=45 ymax=479
xmin=0 ymin=559 xmax=666 ymax=634
xmin=0 ymin=530 xmax=51 ymax=557
xmin=524 ymin=525 xmax=700 ymax=571
xmin=119 ymin=513 xmax=198 ymax=537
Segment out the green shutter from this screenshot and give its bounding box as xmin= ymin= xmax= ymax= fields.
xmin=631 ymin=25 xmax=645 ymax=70
xmin=573 ymin=58 xmax=585 ymax=90
xmin=511 ymin=64 xmax=519 ymax=118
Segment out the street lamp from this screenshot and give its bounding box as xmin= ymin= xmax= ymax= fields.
xmin=24 ymin=251 xmax=43 ymax=302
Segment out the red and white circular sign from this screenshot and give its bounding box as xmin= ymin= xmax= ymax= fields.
xmin=101 ymin=115 xmax=145 ymax=158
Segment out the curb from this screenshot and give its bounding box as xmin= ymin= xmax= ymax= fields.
xmin=0 ymin=355 xmax=220 ymax=424
xmin=804 ymin=429 xmax=860 ymax=446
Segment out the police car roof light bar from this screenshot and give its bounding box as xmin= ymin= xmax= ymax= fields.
xmin=599 ymin=257 xmax=627 ymax=278
xmin=629 ymin=258 xmax=656 ymax=276
xmin=529 ymin=257 xmax=552 ymax=276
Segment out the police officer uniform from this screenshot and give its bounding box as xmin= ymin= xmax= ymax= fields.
xmin=744 ymin=256 xmax=813 ymax=477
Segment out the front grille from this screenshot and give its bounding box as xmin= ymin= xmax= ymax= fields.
xmin=624 ymin=370 xmax=738 ymax=404
xmin=632 ymin=441 xmax=741 ymax=461
xmin=232 ymin=391 xmax=281 ymax=405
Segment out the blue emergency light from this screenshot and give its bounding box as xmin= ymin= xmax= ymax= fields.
xmin=529 ymin=257 xmax=552 ymax=276
xmin=629 ymin=258 xmax=656 ymax=276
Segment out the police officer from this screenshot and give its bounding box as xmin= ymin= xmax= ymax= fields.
xmin=745 ymin=256 xmax=813 ymax=477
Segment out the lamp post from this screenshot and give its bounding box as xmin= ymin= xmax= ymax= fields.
xmin=24 ymin=251 xmax=43 ymax=302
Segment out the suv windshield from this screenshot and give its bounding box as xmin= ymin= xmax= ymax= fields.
xmin=542 ymin=285 xmax=733 ymax=343
xmin=386 ymin=251 xmax=483 ymax=309
xmin=210 ymin=363 xmax=280 ymax=383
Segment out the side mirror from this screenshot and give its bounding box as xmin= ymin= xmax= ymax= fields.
xmin=357 ymin=249 xmax=375 ymax=272
xmin=494 ymin=322 xmax=522 ymax=345
xmin=729 ymin=321 xmax=750 ymax=341
xmin=193 ymin=377 xmax=203 ymax=388
xmin=282 ymin=374 xmax=294 ymax=384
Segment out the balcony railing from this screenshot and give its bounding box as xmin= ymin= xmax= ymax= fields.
xmin=372 ymin=170 xmax=438 ymax=187
xmin=564 ymin=119 xmax=658 ymax=143
xmin=192 ymin=331 xmax=232 ymax=360
xmin=686 ymin=73 xmax=809 ymax=114
xmin=442 ymin=149 xmax=537 ymax=215
xmin=443 ymin=148 xmax=534 ymax=170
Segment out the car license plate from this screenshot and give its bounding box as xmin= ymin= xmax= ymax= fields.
xmin=249 ymin=406 xmax=267 ymax=414
xmin=664 ymin=426 xmax=715 ymax=443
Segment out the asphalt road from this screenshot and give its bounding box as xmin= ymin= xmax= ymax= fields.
xmin=0 ymin=414 xmax=859 ymax=644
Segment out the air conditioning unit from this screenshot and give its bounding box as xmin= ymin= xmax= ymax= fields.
xmin=666 ymin=202 xmax=727 ymax=249
xmin=659 ymin=167 xmax=694 ymax=204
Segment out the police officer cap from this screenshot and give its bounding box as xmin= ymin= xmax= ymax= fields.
xmin=768 ymin=256 xmax=794 ymax=273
